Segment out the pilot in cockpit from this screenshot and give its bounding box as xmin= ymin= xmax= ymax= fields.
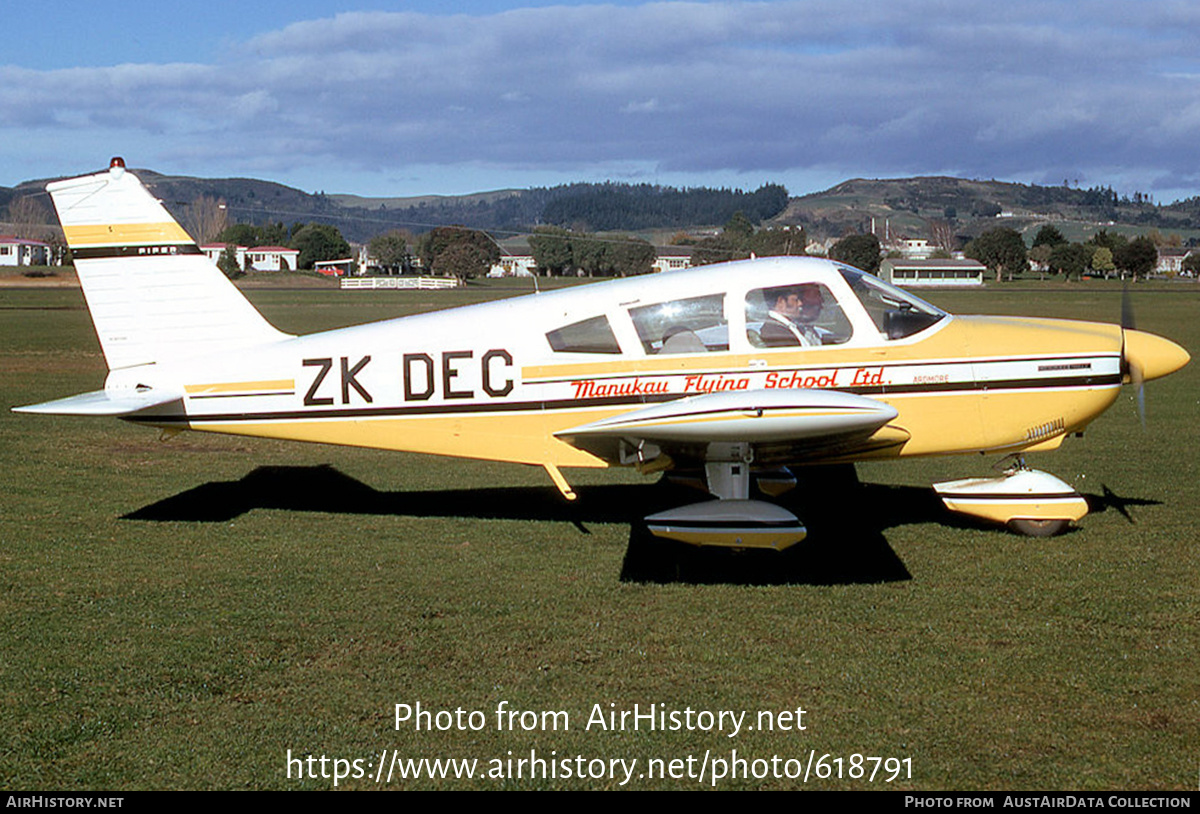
xmin=761 ymin=284 xmax=823 ymax=347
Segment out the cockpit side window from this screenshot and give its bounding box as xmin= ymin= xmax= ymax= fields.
xmin=745 ymin=283 xmax=851 ymax=348
xmin=837 ymin=267 xmax=946 ymax=340
xmin=629 ymin=294 xmax=727 ymax=354
xmin=546 ymin=315 xmax=622 ymax=354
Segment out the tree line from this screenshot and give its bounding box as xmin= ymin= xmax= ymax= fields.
xmin=364 ymin=214 xmax=811 ymax=281
xmin=683 ymin=213 xmax=807 ymax=266
xmin=966 ymin=225 xmax=1161 ymax=282
xmin=348 ymin=182 xmax=791 ymax=236
xmin=539 ymin=183 xmax=790 ymax=232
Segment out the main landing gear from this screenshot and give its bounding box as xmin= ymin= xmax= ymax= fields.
xmin=644 ymin=447 xmax=807 ymax=551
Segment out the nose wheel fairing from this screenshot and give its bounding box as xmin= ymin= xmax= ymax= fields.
xmin=933 ymin=467 xmax=1088 ymax=535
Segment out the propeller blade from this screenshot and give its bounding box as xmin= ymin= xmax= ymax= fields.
xmin=1121 ymin=278 xmax=1136 ymax=332
xmin=1120 ymin=280 xmax=1146 ymax=428
xmin=1132 ymin=360 xmax=1146 ymax=428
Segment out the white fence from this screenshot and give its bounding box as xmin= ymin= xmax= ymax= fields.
xmin=341 ymin=276 xmax=461 ymax=290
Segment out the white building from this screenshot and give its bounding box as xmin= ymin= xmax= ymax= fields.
xmin=651 ymin=247 xmax=693 ymax=273
xmin=201 ymin=244 xmax=300 ymax=272
xmin=489 ymin=254 xmax=538 ymax=277
xmin=879 ymin=258 xmax=985 ymax=287
xmin=1156 ymin=247 xmax=1192 ymax=275
xmin=247 ymin=246 xmax=299 ymax=272
xmin=201 ymin=244 xmax=246 ymax=268
xmin=896 ymin=238 xmax=934 ymax=259
xmin=0 ymin=236 xmax=50 ymax=266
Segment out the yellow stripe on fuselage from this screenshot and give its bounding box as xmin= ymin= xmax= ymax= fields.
xmin=184 ymin=380 xmax=295 ymax=396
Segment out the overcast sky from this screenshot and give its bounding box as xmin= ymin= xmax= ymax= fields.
xmin=4 ymin=0 xmax=1200 ymax=201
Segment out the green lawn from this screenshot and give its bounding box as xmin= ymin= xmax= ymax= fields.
xmin=1 ymin=282 xmax=1197 ymax=790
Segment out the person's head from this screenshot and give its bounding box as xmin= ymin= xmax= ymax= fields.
xmin=769 ymin=284 xmax=822 ymax=322
xmin=797 ymin=284 xmax=823 ymax=322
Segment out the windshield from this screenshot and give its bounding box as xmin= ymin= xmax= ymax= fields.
xmin=837 ymin=266 xmax=947 ymax=340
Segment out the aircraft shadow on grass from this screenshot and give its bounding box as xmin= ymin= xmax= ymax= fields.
xmin=122 ymin=465 xmax=1159 ymax=587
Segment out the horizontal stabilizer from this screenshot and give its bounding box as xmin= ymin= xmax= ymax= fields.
xmin=14 ymin=387 xmax=182 ymax=416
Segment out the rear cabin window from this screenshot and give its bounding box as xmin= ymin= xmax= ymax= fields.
xmin=546 ymin=315 xmax=622 ymax=354
xmin=628 ymin=294 xmax=727 ymax=354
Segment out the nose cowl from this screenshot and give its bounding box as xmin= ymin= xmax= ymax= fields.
xmin=1123 ymin=329 xmax=1190 ymax=382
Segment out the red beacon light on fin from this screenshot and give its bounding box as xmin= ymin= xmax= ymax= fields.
xmin=108 ymin=156 xmax=126 ymax=179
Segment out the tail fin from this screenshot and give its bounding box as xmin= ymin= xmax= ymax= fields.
xmin=47 ymin=158 xmax=289 ymax=371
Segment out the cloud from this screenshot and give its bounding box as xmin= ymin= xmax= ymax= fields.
xmin=5 ymin=1 xmax=1200 ymax=198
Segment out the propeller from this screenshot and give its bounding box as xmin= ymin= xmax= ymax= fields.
xmin=1120 ymin=280 xmax=1146 ymax=428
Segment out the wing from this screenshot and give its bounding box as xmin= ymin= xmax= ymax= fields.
xmin=554 ymin=388 xmax=907 ymax=467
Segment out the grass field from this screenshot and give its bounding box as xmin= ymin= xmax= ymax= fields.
xmin=1 ymin=281 xmax=1197 ymax=790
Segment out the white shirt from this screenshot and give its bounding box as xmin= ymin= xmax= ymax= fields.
xmin=766 ymin=310 xmax=819 ymax=346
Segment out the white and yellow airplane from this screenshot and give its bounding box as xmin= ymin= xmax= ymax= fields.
xmin=14 ymin=159 xmax=1191 ymax=548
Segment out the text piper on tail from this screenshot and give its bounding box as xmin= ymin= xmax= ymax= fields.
xmin=15 ymin=159 xmax=1191 ymax=548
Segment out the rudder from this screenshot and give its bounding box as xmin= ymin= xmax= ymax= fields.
xmin=48 ymin=158 xmax=289 ymax=371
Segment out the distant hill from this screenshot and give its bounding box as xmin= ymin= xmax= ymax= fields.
xmin=2 ymin=169 xmax=791 ymax=243
xmin=5 ymin=168 xmax=1200 ymax=246
xmin=776 ymin=176 xmax=1200 ymax=245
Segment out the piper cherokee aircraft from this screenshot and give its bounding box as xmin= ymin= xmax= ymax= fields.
xmin=14 ymin=159 xmax=1191 ymax=549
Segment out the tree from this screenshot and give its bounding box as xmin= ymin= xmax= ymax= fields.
xmin=750 ymin=226 xmax=807 ymax=258
xmin=929 ymin=219 xmax=957 ymax=253
xmin=216 ymin=223 xmax=259 ymax=247
xmin=259 ymin=221 xmax=289 ymax=247
xmin=368 ymin=229 xmax=411 ymax=274
xmin=1115 ymin=235 xmax=1158 ymax=280
xmin=1031 ymin=224 xmax=1067 ymax=248
xmin=1029 ymin=243 xmax=1053 ymax=274
xmin=965 ymin=227 xmax=1028 ymax=282
xmin=217 ymin=244 xmax=243 ymax=280
xmin=5 ymin=195 xmax=52 ymax=241
xmin=1047 ymin=242 xmax=1088 ymax=280
xmin=606 ymin=236 xmax=656 ymax=277
xmin=571 ymin=235 xmax=611 ymax=276
xmin=217 ymin=221 xmax=289 ymax=248
xmin=689 ymin=234 xmax=736 ymax=266
xmin=418 ymin=227 xmax=500 ymax=281
xmin=689 ymin=221 xmax=806 ymax=267
xmin=528 ymin=227 xmax=574 ymax=275
xmin=432 ymin=242 xmax=493 ymax=281
xmin=829 ymin=233 xmax=881 ymax=273
xmin=1087 ymin=229 xmax=1128 ymax=254
xmin=290 ymin=223 xmax=351 ymax=270
xmin=1091 ymin=246 xmax=1115 ymax=278
xmin=183 ymin=195 xmax=227 ymax=245
xmin=723 ymin=211 xmax=755 ymax=243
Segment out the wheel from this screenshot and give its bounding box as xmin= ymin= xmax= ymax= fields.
xmin=1008 ymin=517 xmax=1069 ymax=537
